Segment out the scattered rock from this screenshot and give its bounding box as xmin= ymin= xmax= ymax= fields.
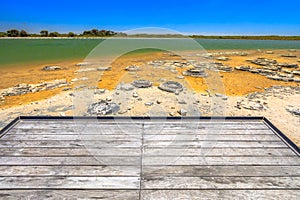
xmin=277 ymin=63 xmax=298 ymax=68
xmin=235 ymin=66 xmax=251 ymax=71
xmin=131 ymin=79 xmax=152 ymax=88
xmin=182 ymin=69 xmax=207 ymax=77
xmin=178 ymin=109 xmax=187 ymax=116
xmin=217 ymin=65 xmax=233 ymax=72
xmin=125 ymin=65 xmax=141 ymax=71
xmin=292 ymin=70 xmax=300 ymax=76
xmin=248 ymin=58 xmax=277 ymax=66
xmin=132 ymin=92 xmax=139 ymax=98
xmin=97 ymin=66 xmax=111 ymax=71
xmin=117 ymin=83 xmax=135 ymax=91
xmin=43 ymin=66 xmax=61 ymax=71
xmin=75 ymin=62 xmax=91 ymax=66
xmin=176 ymin=75 xmax=184 ymax=79
xmin=106 ymin=96 xmax=112 ymax=101
xmin=75 ymin=68 xmax=96 ymax=73
xmin=239 ymin=52 xmax=248 ymax=56
xmin=145 ymin=102 xmax=154 ymax=106
xmin=87 ymin=100 xmax=120 ymax=115
xmin=178 ymin=100 xmax=187 ymax=104
xmin=169 ymin=112 xmax=176 ymax=116
xmin=281 ymin=54 xmax=297 ymax=58
xmin=286 ymin=106 xmax=300 ymax=116
xmin=216 ymin=56 xmax=229 ymax=61
xmin=241 ymin=100 xmax=266 ymax=110
xmin=118 ymin=110 xmax=127 ymax=114
xmin=266 ymin=51 xmax=274 ymax=54
xmin=0 ymin=79 xmax=68 ymax=97
xmin=156 ymin=99 xmax=162 ymax=104
xmin=158 ymin=81 xmax=184 ymax=93
xmin=62 ymin=87 xmax=72 ymax=91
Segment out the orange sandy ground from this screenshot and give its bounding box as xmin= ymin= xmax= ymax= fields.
xmin=0 ymin=50 xmax=299 ymax=108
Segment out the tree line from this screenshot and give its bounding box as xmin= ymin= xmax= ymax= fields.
xmin=0 ymin=29 xmax=127 ymax=37
xmin=0 ymin=29 xmax=299 ymax=40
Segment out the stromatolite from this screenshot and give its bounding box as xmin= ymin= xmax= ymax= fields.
xmin=182 ymin=69 xmax=207 ymax=77
xmin=131 ymin=79 xmax=152 ymax=88
xmin=87 ymin=100 xmax=120 ymax=115
xmin=158 ymin=81 xmax=183 ymax=93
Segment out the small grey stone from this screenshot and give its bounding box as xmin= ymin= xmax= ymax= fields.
xmin=97 ymin=66 xmax=111 ymax=71
xmin=176 ymin=75 xmax=184 ymax=79
xmin=178 ymin=109 xmax=188 ymax=116
xmin=125 ymin=65 xmax=141 ymax=71
xmin=118 ymin=110 xmax=127 ymax=114
xmin=106 ymin=96 xmax=112 ymax=101
xmin=133 ymin=92 xmax=139 ymax=98
xmin=178 ymin=100 xmax=187 ymax=104
xmin=169 ymin=112 xmax=176 ymax=116
xmin=117 ymin=83 xmax=135 ymax=91
xmin=131 ymin=79 xmax=152 ymax=88
xmin=145 ymin=102 xmax=154 ymax=106
xmin=43 ymin=65 xmax=61 ymax=71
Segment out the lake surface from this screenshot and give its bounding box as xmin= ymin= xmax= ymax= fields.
xmin=0 ymin=38 xmax=299 ymax=67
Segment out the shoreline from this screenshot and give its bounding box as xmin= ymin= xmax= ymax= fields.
xmin=0 ymin=49 xmax=299 ymax=145
xmin=1 ymin=36 xmax=300 ymax=41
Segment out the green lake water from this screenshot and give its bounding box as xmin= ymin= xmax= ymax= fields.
xmin=0 ymin=38 xmax=299 ymax=67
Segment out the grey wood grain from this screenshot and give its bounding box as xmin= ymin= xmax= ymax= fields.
xmin=141 ymin=190 xmax=300 ymax=200
xmin=0 ymin=190 xmax=140 ymax=200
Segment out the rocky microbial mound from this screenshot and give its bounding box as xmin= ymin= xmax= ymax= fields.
xmin=125 ymin=65 xmax=141 ymax=71
xmin=87 ymin=100 xmax=120 ymax=115
xmin=182 ymin=69 xmax=207 ymax=77
xmin=158 ymin=81 xmax=184 ymax=93
xmin=131 ymin=79 xmax=152 ymax=88
xmin=248 ymin=58 xmax=277 ymax=66
xmin=43 ymin=66 xmax=62 ymax=71
xmin=235 ymin=64 xmax=300 ymax=82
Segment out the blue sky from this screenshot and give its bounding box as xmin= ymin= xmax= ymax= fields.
xmin=0 ymin=0 xmax=299 ymax=35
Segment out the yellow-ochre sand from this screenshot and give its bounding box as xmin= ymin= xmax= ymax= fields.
xmin=0 ymin=49 xmax=299 ymax=145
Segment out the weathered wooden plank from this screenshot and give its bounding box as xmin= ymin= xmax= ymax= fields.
xmin=7 ymin=129 xmax=141 ymax=135
xmin=0 ymin=156 xmax=140 ymax=166
xmin=142 ymin=165 xmax=300 ymax=177
xmin=143 ymin=124 xmax=269 ymax=130
xmin=145 ymin=129 xmax=274 ymax=135
xmin=2 ymin=134 xmax=141 ymax=141
xmin=141 ymin=190 xmax=300 ymax=200
xmin=7 ymin=128 xmax=142 ymax=135
xmin=19 ymin=119 xmax=263 ymax=125
xmin=1 ymin=156 xmax=297 ymax=166
xmin=0 ymin=177 xmax=140 ymax=189
xmin=0 ymin=140 xmax=141 ymax=148
xmin=144 ymin=134 xmax=280 ymax=141
xmin=144 ymin=141 xmax=288 ymax=148
xmin=15 ymin=122 xmax=267 ymax=130
xmin=1 ymin=133 xmax=280 ymax=141
xmin=14 ymin=123 xmax=143 ymax=130
xmin=0 ymin=190 xmax=140 ymax=200
xmin=0 ymin=147 xmax=141 ymax=156
xmin=0 ymin=147 xmax=294 ymax=157
xmin=144 ymin=147 xmax=297 ymax=156
xmin=6 ymin=129 xmax=274 ymax=135
xmin=0 ymin=165 xmax=140 ymax=176
xmin=142 ymin=176 xmax=300 ymax=189
xmin=142 ymin=156 xmax=300 ymax=165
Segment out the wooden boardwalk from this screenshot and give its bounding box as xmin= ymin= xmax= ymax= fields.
xmin=0 ymin=116 xmax=299 ymax=199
